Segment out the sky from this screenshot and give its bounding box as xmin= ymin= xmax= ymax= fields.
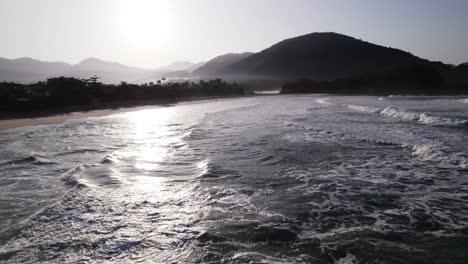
xmin=0 ymin=0 xmax=467 ymax=69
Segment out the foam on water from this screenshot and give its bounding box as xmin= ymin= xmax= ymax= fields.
xmin=409 ymin=143 xmax=467 ymax=168
xmin=61 ymin=164 xmax=87 ymax=187
xmin=1 ymin=95 xmax=467 ymax=263
xmin=347 ymin=104 xmax=468 ymax=126
xmin=380 ymin=106 xmax=468 ymax=126
xmin=347 ymin=104 xmax=381 ymax=113
xmin=334 ymin=253 xmax=359 ymax=264
xmin=315 ymin=97 xmax=335 ymax=105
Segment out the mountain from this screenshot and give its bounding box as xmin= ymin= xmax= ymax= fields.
xmin=70 ymin=57 xmax=145 ymax=73
xmin=67 ymin=57 xmax=154 ymax=83
xmin=0 ymin=33 xmax=460 ymax=84
xmin=0 ymin=57 xmax=70 ymax=83
xmin=157 ymin=61 xmax=196 ymax=72
xmin=445 ymin=62 xmax=468 ymax=84
xmin=192 ymin=52 xmax=254 ymax=77
xmin=0 ymin=57 xmax=195 ymax=84
xmin=220 ymin=32 xmax=426 ymax=80
xmin=186 ymin=61 xmax=206 ymax=73
xmin=456 ymin=62 xmax=468 ymax=71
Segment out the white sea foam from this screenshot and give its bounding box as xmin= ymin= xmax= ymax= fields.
xmin=315 ymin=97 xmax=335 ymax=105
xmin=1 ymin=95 xmax=467 ymax=263
xmin=334 ymin=253 xmax=359 ymax=264
xmin=285 ymin=116 xmax=466 ymax=169
xmin=380 ymin=107 xmax=468 ymax=126
xmin=408 ymin=142 xmax=466 ymax=168
xmin=61 ymin=165 xmax=87 ymax=187
xmin=348 ymin=104 xmax=468 ymax=126
xmin=459 ymin=99 xmax=468 ymax=104
xmin=347 ymin=104 xmax=381 ymax=113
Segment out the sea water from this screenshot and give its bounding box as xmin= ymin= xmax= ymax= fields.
xmin=0 ymin=95 xmax=467 ymax=263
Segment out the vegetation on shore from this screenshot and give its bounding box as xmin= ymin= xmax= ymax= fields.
xmin=281 ymin=65 xmax=468 ymax=95
xmin=0 ymin=77 xmax=244 ymax=115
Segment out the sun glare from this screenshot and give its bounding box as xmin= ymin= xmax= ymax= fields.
xmin=116 ymin=0 xmax=174 ymax=47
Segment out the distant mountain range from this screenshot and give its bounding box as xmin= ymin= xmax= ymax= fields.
xmin=0 ymin=57 xmax=70 ymax=83
xmin=1 ymin=32 xmax=467 ymax=84
xmin=0 ymin=57 xmax=206 ymax=84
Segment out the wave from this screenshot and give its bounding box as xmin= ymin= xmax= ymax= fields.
xmin=194 ymin=160 xmax=241 ymax=180
xmin=61 ymin=163 xmax=124 ymax=187
xmin=61 ymin=165 xmax=87 ymax=187
xmin=101 ymin=153 xmax=120 ymax=164
xmin=347 ymin=104 xmax=380 ymax=114
xmin=380 ymin=107 xmax=468 ymax=126
xmin=284 ymin=119 xmax=466 ymax=169
xmin=334 ymin=253 xmax=359 ymax=264
xmin=459 ymin=99 xmax=468 ymax=104
xmin=315 ymin=97 xmax=335 ymax=105
xmin=55 ymin=148 xmax=107 ymax=156
xmin=347 ymin=104 xmax=468 ymax=126
xmin=409 ymin=143 xmax=467 ymax=169
xmin=1 ymin=154 xmax=55 ymax=166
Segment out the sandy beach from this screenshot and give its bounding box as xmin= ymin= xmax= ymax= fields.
xmin=0 ymin=96 xmax=249 ymax=130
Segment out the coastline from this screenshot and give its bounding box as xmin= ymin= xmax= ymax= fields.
xmin=0 ymin=95 xmax=249 ymax=130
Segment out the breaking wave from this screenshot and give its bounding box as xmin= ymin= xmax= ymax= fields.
xmin=409 ymin=142 xmax=467 ymax=168
xmin=347 ymin=104 xmax=468 ymax=126
xmin=284 ymin=119 xmax=467 ymax=169
xmin=1 ymin=95 xmax=467 ymax=263
xmin=380 ymin=107 xmax=468 ymax=126
xmin=61 ymin=165 xmax=87 ymax=187
xmin=347 ymin=104 xmax=380 ymax=114
xmin=316 ymin=97 xmax=335 ymax=105
xmin=0 ymin=153 xmax=55 ymax=166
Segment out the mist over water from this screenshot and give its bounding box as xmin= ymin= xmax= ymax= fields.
xmin=0 ymin=95 xmax=467 ymax=263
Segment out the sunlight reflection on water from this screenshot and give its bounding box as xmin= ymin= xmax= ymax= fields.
xmin=124 ymin=108 xmax=178 ymax=173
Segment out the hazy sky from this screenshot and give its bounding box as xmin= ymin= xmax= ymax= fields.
xmin=1 ymin=0 xmax=467 ymax=68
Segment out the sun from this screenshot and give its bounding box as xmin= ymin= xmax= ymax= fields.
xmin=116 ymin=0 xmax=174 ymax=47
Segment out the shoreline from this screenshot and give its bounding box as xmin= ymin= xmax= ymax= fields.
xmin=0 ymin=95 xmax=251 ymax=130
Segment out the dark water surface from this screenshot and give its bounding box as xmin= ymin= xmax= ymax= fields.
xmin=0 ymin=95 xmax=467 ymax=263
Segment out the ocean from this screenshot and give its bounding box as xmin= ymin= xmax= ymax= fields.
xmin=0 ymin=95 xmax=467 ymax=263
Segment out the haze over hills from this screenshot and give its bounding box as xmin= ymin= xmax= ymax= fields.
xmin=220 ymin=32 xmax=427 ymax=80
xmin=156 ymin=61 xmax=206 ymax=73
xmin=0 ymin=57 xmax=70 ymax=83
xmin=69 ymin=57 xmax=156 ymax=84
xmin=186 ymin=62 xmax=207 ymax=73
xmin=0 ymin=57 xmax=206 ymax=84
xmin=192 ymin=52 xmax=254 ymax=77
xmin=1 ymin=32 xmax=466 ymax=85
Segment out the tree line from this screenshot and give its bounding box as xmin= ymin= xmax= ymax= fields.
xmin=281 ymin=65 xmax=468 ymax=95
xmin=0 ymin=77 xmax=244 ymax=114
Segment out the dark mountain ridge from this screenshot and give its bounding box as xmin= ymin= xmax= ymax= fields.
xmin=221 ymin=32 xmax=426 ymax=80
xmin=193 ymin=52 xmax=254 ymax=77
